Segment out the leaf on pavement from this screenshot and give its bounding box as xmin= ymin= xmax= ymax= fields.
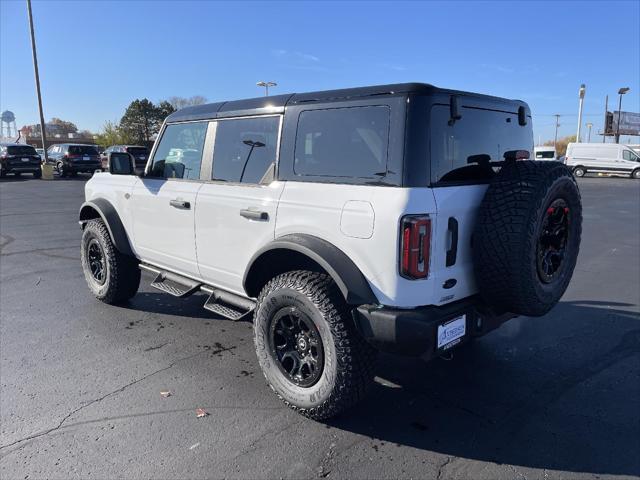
xmin=196 ymin=408 xmax=209 ymax=418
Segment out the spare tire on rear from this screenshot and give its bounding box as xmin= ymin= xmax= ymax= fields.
xmin=473 ymin=160 xmax=582 ymax=317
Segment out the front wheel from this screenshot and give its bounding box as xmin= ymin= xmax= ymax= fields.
xmin=631 ymin=169 xmax=640 ymax=179
xmin=80 ymin=219 xmax=140 ymax=304
xmin=253 ymin=271 xmax=376 ymax=420
xmin=573 ymin=166 xmax=586 ymax=177
xmin=57 ymin=162 xmax=66 ymax=177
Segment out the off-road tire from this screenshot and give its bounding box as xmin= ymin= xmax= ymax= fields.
xmin=473 ymin=160 xmax=582 ymax=317
xmin=253 ymin=270 xmax=376 ymax=420
xmin=80 ymin=219 xmax=140 ymax=304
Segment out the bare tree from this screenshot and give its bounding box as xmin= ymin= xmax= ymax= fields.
xmin=165 ymin=95 xmax=208 ymax=111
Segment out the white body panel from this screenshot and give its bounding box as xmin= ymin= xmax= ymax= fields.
xmin=565 ymin=143 xmax=640 ymax=173
xmin=130 ymin=178 xmax=202 ymax=277
xmin=195 ymin=181 xmax=285 ymax=295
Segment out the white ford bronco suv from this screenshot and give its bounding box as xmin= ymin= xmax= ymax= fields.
xmin=79 ymin=83 xmax=582 ymax=419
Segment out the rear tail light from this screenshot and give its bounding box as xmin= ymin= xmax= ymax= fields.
xmin=67 ymin=154 xmax=80 ymax=159
xmin=400 ymin=215 xmax=431 ymax=279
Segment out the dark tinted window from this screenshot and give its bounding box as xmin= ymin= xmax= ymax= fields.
xmin=126 ymin=147 xmax=148 ymax=156
xmin=6 ymin=145 xmax=37 ymax=155
xmin=294 ymin=106 xmax=390 ymax=178
xmin=430 ymin=105 xmax=533 ymax=183
xmin=68 ymin=145 xmax=98 ymax=155
xmin=212 ymin=116 xmax=280 ymax=183
xmin=150 ymin=122 xmax=207 ymax=179
xmin=535 ymin=150 xmax=555 ymax=159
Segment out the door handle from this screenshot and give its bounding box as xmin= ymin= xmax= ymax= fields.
xmin=240 ymin=209 xmax=269 ymax=221
xmin=170 ymin=199 xmax=190 ymax=209
xmin=446 ymin=217 xmax=458 ymax=267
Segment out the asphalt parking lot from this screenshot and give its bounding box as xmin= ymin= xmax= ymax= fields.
xmin=1 ymin=174 xmax=639 ymax=480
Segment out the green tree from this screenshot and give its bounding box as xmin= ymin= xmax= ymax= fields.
xmin=157 ymin=100 xmax=177 ymax=122
xmin=543 ymin=135 xmax=576 ymax=157
xmin=94 ymin=121 xmax=133 ymax=148
xmin=119 ymin=99 xmax=164 ymax=144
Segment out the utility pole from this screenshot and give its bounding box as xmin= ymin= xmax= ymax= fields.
xmin=603 ymin=95 xmax=608 ymax=143
xmin=256 ymin=81 xmax=277 ymax=96
xmin=576 ymin=84 xmax=586 ymax=143
xmin=26 ymin=0 xmax=48 ymax=164
xmin=586 ymin=122 xmax=593 ymax=142
xmin=554 ymin=114 xmax=561 ymax=148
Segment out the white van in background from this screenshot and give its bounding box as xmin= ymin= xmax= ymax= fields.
xmin=565 ymin=143 xmax=640 ymax=179
xmin=534 ymin=145 xmax=557 ymax=161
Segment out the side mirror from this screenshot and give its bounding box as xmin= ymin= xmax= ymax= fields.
xmin=109 ymin=152 xmax=135 ymax=175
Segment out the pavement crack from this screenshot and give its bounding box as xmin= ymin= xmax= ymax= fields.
xmin=436 ymin=456 xmax=454 ymax=480
xmin=0 ymin=350 xmax=205 ymax=451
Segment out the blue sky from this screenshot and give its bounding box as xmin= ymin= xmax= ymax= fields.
xmin=1 ymin=0 xmax=639 ymax=143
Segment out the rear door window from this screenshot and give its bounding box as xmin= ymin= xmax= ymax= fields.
xmin=430 ymin=105 xmax=533 ymax=183
xmin=150 ymin=122 xmax=207 ymax=179
xmin=294 ymin=106 xmax=390 ymax=178
xmin=211 ymin=116 xmax=280 ymax=183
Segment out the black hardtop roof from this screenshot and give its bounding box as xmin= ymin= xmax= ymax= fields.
xmin=166 ymin=83 xmax=528 ymax=123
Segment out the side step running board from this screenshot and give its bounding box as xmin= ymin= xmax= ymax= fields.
xmin=141 ymin=264 xmax=201 ymax=298
xmin=139 ymin=264 xmax=255 ymax=320
xmin=202 ymin=286 xmax=255 ymax=321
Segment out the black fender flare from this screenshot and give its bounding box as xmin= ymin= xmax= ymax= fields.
xmin=243 ymin=234 xmax=378 ymax=305
xmin=78 ymin=199 xmax=134 ymax=257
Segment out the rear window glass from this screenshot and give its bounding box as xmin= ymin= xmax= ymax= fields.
xmin=7 ymin=145 xmax=37 ymax=155
xmin=535 ymin=151 xmax=555 ymax=159
xmin=294 ymin=106 xmax=390 ymax=178
xmin=430 ymin=105 xmax=533 ymax=183
xmin=68 ymin=145 xmax=98 ymax=155
xmin=126 ymin=147 xmax=148 ymax=156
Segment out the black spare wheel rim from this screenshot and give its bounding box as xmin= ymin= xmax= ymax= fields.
xmin=87 ymin=238 xmax=106 ymax=285
xmin=268 ymin=306 xmax=324 ymax=387
xmin=537 ymin=198 xmax=570 ymax=283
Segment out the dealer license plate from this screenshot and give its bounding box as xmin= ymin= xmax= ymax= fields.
xmin=83 ymin=156 xmax=90 ymax=161
xmin=21 ymin=157 xmax=30 ymax=162
xmin=437 ymin=315 xmax=466 ymax=350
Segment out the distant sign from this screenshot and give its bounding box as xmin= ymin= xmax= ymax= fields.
xmin=613 ymin=111 xmax=640 ymax=136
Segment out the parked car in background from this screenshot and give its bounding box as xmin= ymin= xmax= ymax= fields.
xmin=565 ymin=142 xmax=640 ymax=178
xmin=534 ymin=145 xmax=557 ymax=161
xmin=47 ymin=143 xmax=101 ymax=177
xmin=0 ymin=143 xmax=42 ymax=178
xmin=100 ymin=145 xmax=149 ymax=170
xmin=35 ymin=148 xmax=45 ymax=157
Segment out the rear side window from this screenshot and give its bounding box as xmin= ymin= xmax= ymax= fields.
xmin=6 ymin=145 xmax=37 ymax=156
xmin=212 ymin=116 xmax=280 ymax=183
xmin=294 ymin=106 xmax=390 ymax=178
xmin=68 ymin=145 xmax=98 ymax=155
xmin=430 ymin=105 xmax=533 ymax=183
xmin=150 ymin=122 xmax=207 ymax=180
xmin=535 ymin=150 xmax=555 ymax=159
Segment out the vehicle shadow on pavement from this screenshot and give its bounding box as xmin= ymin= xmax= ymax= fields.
xmin=328 ymin=301 xmax=640 ymax=477
xmin=123 ymin=291 xmax=232 ymax=321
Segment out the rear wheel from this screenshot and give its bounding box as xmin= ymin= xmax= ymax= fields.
xmin=253 ymin=270 xmax=376 ymax=420
xmin=80 ymin=219 xmax=140 ymax=304
xmin=573 ymin=166 xmax=586 ymax=177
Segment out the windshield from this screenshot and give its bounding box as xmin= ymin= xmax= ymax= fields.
xmin=68 ymin=145 xmax=98 ymax=155
xmin=535 ymin=151 xmax=555 ymax=159
xmin=7 ymin=145 xmax=37 ymax=156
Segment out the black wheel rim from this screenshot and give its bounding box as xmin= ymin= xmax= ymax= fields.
xmin=268 ymin=306 xmax=324 ymax=387
xmin=87 ymin=238 xmax=106 ymax=284
xmin=537 ymin=199 xmax=570 ymax=283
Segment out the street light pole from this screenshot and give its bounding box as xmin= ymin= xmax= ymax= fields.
xmin=615 ymin=87 xmax=630 ymax=144
xmin=26 ymin=0 xmax=48 ymax=163
xmin=603 ymin=95 xmax=608 ymax=143
xmin=576 ymin=84 xmax=586 ymax=143
xmin=256 ymin=81 xmax=277 ymax=96
xmin=586 ymin=122 xmax=593 ymax=142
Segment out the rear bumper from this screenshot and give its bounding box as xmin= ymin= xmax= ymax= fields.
xmin=355 ymin=297 xmax=516 ymax=359
xmin=2 ymin=163 xmax=41 ymax=173
xmin=69 ymin=162 xmax=101 ymax=173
